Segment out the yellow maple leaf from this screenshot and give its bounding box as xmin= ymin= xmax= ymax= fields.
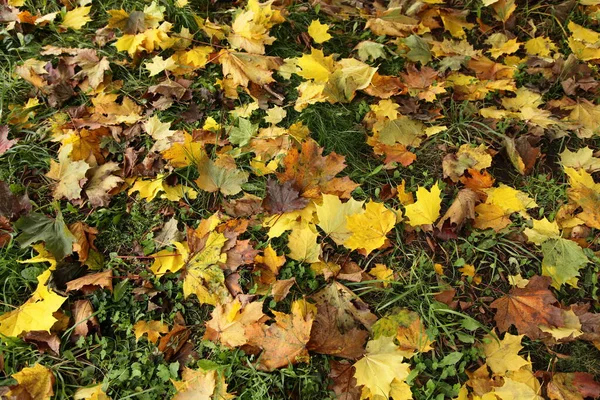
xmin=114 ymin=34 xmax=145 ymax=56
xmin=524 ymin=36 xmax=557 ymax=57
xmin=61 ymin=6 xmax=91 ymax=30
xmin=218 ymin=49 xmax=281 ymax=89
xmin=195 ymin=157 xmax=249 ymax=196
xmin=493 ymin=377 xmax=543 ymax=400
xmin=403 ymin=183 xmax=442 ymax=227
xmin=539 ymin=308 xmax=583 ymax=340
xmin=296 ymin=48 xmax=336 ymax=83
xmin=162 ymin=132 xmax=207 ymax=167
xmin=6 ymin=364 xmax=54 ymax=400
xmin=287 ymin=225 xmax=321 ymax=263
xmin=46 ymin=143 xmax=91 ymax=201
xmin=308 ymin=20 xmax=332 ymax=44
xmin=370 ymin=264 xmax=394 ymax=287
xmin=182 ymin=231 xmax=230 ymax=306
xmin=315 ymin=194 xmax=364 ymax=245
xmin=353 ymin=336 xmax=411 ymax=399
xmin=150 ymin=241 xmax=189 ymax=275
xmin=73 ymin=384 xmax=110 ymax=400
xmin=483 ymin=332 xmax=530 ymax=375
xmin=133 ymin=320 xmax=169 ymax=343
xmin=0 ymin=278 xmax=67 ymax=337
xmin=128 ymin=175 xmax=166 ymax=201
xmin=264 ymin=106 xmax=287 ymax=125
xmin=344 ymin=201 xmax=396 ymax=255
xmin=145 ymin=55 xmax=177 ymax=77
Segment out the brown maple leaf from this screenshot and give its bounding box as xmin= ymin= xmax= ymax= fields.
xmin=328 ymin=360 xmax=361 ymax=400
xmin=0 ymin=125 xmax=17 ymax=155
xmin=277 ymin=140 xmax=359 ymax=199
xmin=262 ymin=178 xmax=309 ymax=214
xmin=307 ymin=302 xmax=369 ymax=359
xmin=246 ymin=307 xmax=314 ymax=371
xmin=490 ymin=275 xmax=564 ymax=339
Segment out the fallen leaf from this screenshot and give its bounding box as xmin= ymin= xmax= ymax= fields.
xmin=66 ymin=270 xmax=113 ymax=295
xmin=353 ymin=336 xmax=411 ymax=399
xmin=308 ymin=20 xmax=332 ymax=44
xmin=172 ymin=366 xmax=234 ymax=400
xmin=72 ymin=300 xmax=100 ymax=339
xmin=6 ymin=363 xmax=54 ymax=400
xmin=404 ymin=183 xmax=442 ymax=227
xmin=344 ymin=201 xmax=396 ymax=255
xmin=203 ymin=299 xmax=265 ymax=347
xmin=490 ymin=275 xmax=564 ymax=339
xmin=133 ymin=320 xmax=169 ymax=344
xmin=483 ymin=332 xmax=530 ymax=375
xmin=246 ymin=300 xmax=314 ymax=371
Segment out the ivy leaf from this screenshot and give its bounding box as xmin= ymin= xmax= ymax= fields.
xmin=15 ymin=212 xmax=76 ymax=260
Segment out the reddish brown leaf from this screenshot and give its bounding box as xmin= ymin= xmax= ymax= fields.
xmin=271 ymin=278 xmax=296 ymax=302
xmin=68 ymin=221 xmax=98 ymax=262
xmin=490 ymin=275 xmax=564 ymax=339
xmin=263 ymin=178 xmax=310 ymax=214
xmin=328 ymin=360 xmax=361 ymax=400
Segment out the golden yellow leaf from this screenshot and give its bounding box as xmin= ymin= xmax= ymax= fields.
xmin=524 ymin=36 xmax=557 ymax=57
xmin=403 ymin=183 xmax=442 ymax=227
xmin=353 ymin=336 xmax=411 ymax=399
xmin=523 ymin=218 xmax=559 ymax=245
xmin=114 ymin=34 xmax=145 ymax=56
xmin=493 ymin=377 xmax=543 ymax=400
xmin=6 ymin=364 xmax=54 ymax=400
xmin=560 ymin=147 xmax=600 ymax=172
xmin=145 ymin=55 xmax=177 ymax=77
xmin=172 ymin=367 xmax=234 ymax=400
xmin=133 ymin=320 xmax=169 ymax=343
xmin=73 ymin=384 xmax=110 ymax=400
xmin=182 ymin=231 xmax=230 ymax=306
xmin=287 ymin=225 xmax=321 ymax=263
xmin=162 ymin=132 xmax=207 ymax=167
xmin=296 ymin=48 xmax=336 ymax=83
xmin=483 ymin=332 xmax=530 ymax=375
xmin=315 ymin=194 xmax=364 ymax=245
xmin=344 ymin=201 xmax=397 ymax=255
xmin=61 ymin=6 xmax=91 ymax=30
xmin=184 ymin=46 xmax=213 ymax=68
xmin=370 ymin=264 xmax=394 ymax=287
xmin=308 ymin=20 xmax=332 ymax=44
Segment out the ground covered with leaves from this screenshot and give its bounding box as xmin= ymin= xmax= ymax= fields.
xmin=2 ymin=0 xmax=600 ymax=398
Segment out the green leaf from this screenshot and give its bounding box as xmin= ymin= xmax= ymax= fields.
xmin=14 ymin=212 xmax=75 ymax=260
xmin=403 ymin=34 xmax=432 ymax=65
xmin=541 ymin=238 xmax=588 ymax=289
xmin=354 ymin=41 xmax=386 ymax=62
xmin=157 ymin=365 xmax=171 ymax=382
xmin=229 ymin=118 xmax=257 ymax=147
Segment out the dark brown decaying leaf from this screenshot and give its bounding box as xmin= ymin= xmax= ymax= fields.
xmin=311 ymin=282 xmax=377 ymax=331
xmin=23 ymin=331 xmax=61 ymax=355
xmin=262 ymin=178 xmax=310 ymax=214
xmin=490 ymin=275 xmax=564 ymax=339
xmin=0 ymin=181 xmax=31 ymax=220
